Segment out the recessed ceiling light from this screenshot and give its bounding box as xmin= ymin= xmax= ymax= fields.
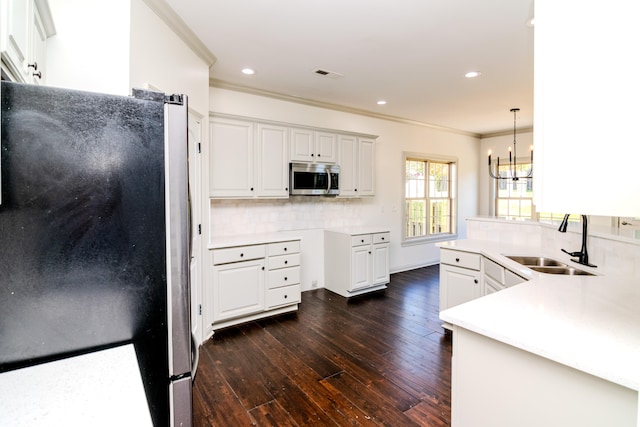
xmin=241 ymin=68 xmax=255 ymax=75
xmin=377 ymin=100 xmax=387 ymax=105
xmin=465 ymin=71 xmax=481 ymax=78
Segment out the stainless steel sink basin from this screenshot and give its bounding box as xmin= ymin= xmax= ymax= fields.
xmin=505 ymin=255 xmax=596 ymax=276
xmin=505 ymin=256 xmax=566 ymax=267
xmin=528 ymin=266 xmax=595 ymax=276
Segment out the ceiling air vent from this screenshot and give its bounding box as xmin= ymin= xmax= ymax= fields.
xmin=313 ymin=69 xmax=343 ymax=79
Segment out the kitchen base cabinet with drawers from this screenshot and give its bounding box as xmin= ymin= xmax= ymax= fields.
xmin=324 ymin=228 xmax=390 ymax=297
xmin=206 ymin=238 xmax=301 ymax=334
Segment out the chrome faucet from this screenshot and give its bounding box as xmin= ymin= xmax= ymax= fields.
xmin=558 ymin=214 xmax=597 ymax=268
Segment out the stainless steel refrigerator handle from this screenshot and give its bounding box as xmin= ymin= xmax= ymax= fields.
xmin=1 ymin=82 xmax=2 ymax=206
xmin=164 ymin=94 xmax=193 ymax=427
xmin=164 ymin=95 xmax=191 ymax=377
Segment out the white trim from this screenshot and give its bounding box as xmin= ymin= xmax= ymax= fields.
xmin=142 ymin=0 xmax=217 ymax=67
xmin=211 ymin=79 xmax=482 ymax=138
xmin=401 ymin=152 xmax=459 ymax=245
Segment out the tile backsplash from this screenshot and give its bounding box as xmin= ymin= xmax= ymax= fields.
xmin=210 ymin=197 xmax=373 ymax=237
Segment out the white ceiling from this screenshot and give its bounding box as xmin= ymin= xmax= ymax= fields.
xmin=165 ymin=0 xmax=535 ymax=136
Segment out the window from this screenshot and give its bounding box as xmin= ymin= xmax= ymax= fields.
xmin=404 ymin=154 xmax=457 ymax=243
xmin=494 ymin=161 xmax=533 ymax=219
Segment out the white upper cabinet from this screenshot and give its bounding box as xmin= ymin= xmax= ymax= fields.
xmin=534 ymin=0 xmax=640 ymax=216
xmin=1 ymin=0 xmax=55 ymax=83
xmin=357 ymin=138 xmax=375 ymax=196
xmin=210 ymin=117 xmax=255 ymax=198
xmin=210 ymin=117 xmax=290 ymax=199
xmin=338 ymin=135 xmax=375 ymax=197
xmin=289 ymin=127 xmax=337 ymax=163
xmin=256 ymin=123 xmax=289 ymax=198
xmin=210 ymin=115 xmax=377 ymax=199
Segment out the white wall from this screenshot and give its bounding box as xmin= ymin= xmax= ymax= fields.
xmin=208 ymin=87 xmax=481 ymax=289
xmin=129 ymin=0 xmax=209 ymax=116
xmin=46 ymin=0 xmax=131 ymax=95
xmin=479 ymin=130 xmax=534 ymax=216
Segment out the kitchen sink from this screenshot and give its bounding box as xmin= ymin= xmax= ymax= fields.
xmin=505 ymin=256 xmax=565 ymax=267
xmin=505 ymin=255 xmax=595 ymax=276
xmin=528 ymin=266 xmax=595 ymax=276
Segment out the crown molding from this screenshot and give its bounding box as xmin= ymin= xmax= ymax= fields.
xmin=210 ymin=78 xmax=482 ymax=138
xmin=35 ymin=0 xmax=56 ymax=37
xmin=481 ymin=127 xmax=534 ymax=139
xmin=142 ymin=0 xmax=217 ymax=67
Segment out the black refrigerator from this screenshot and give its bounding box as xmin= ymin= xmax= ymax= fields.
xmin=0 ymin=81 xmax=194 ymax=426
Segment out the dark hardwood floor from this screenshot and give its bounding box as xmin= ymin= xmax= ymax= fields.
xmin=192 ymin=264 xmax=451 ymax=426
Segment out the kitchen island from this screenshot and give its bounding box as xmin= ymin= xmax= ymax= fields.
xmin=439 ymin=240 xmax=640 ymax=427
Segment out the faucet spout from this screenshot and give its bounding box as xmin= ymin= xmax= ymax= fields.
xmin=559 ymin=214 xmax=597 ymax=268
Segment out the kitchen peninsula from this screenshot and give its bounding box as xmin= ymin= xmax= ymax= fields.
xmin=439 ymin=220 xmax=640 ymax=427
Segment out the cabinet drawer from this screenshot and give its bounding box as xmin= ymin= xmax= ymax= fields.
xmin=266 ymin=284 xmax=301 ymax=309
xmin=505 ymin=269 xmax=527 ymax=287
xmin=267 ymin=266 xmax=301 ymax=289
xmin=212 ymin=244 xmax=266 ymax=265
xmin=268 ymin=253 xmax=300 ymax=270
xmin=484 ymin=274 xmax=505 ymax=295
xmin=351 ymin=234 xmax=372 ymax=247
xmin=267 ymin=240 xmax=300 ymax=256
xmin=484 ymin=258 xmax=505 ymax=283
xmin=440 ymin=249 xmax=481 ymax=271
xmin=372 ymin=232 xmax=390 ymax=244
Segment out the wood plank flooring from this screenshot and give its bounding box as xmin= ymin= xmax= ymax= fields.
xmin=192 ymin=264 xmax=451 ymax=426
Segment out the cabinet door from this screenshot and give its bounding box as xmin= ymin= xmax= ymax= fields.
xmin=350 ymin=245 xmax=372 ymax=291
xmin=210 ymin=118 xmax=254 ymax=198
xmin=337 ymin=134 xmax=358 ymax=196
xmin=534 ymin=2 xmax=640 ymax=216
xmin=315 ymin=131 xmax=337 ymax=163
xmin=212 ymin=259 xmax=265 ymax=322
xmin=357 ymin=138 xmax=375 ymax=196
xmin=372 ymin=243 xmax=389 ymax=285
xmin=289 ymin=127 xmax=315 ymax=162
xmin=1 ymin=0 xmax=31 ymax=82
xmin=256 ymin=123 xmax=289 ymax=197
xmin=28 ymin=6 xmax=46 ymax=84
xmin=439 ymin=265 xmax=481 ymax=311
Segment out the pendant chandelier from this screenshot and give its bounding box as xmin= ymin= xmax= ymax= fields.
xmin=488 ymin=108 xmax=533 ymax=181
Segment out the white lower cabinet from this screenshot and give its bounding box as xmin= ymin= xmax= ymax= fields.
xmin=207 ymin=239 xmax=301 ymax=333
xmin=212 ymin=258 xmax=265 ymax=322
xmin=440 ymin=248 xmax=529 ymax=327
xmin=439 ymin=249 xmax=482 ymax=312
xmin=483 ymin=257 xmax=527 ymax=295
xmin=324 ymin=229 xmax=390 ymax=297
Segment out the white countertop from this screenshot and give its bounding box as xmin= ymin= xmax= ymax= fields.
xmin=209 ymin=231 xmax=303 ymax=249
xmin=0 ymin=344 xmax=153 ymax=427
xmin=325 ymin=226 xmax=390 ymax=235
xmin=439 ymin=239 xmax=640 ymax=391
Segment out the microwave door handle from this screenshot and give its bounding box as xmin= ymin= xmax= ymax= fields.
xmin=326 ymin=171 xmax=331 ymax=194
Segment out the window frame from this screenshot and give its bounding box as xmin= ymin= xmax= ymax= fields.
xmin=492 ymin=158 xmax=535 ymax=220
xmin=402 ymin=152 xmax=458 ymax=246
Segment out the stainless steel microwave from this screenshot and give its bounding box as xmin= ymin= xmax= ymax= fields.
xmin=289 ymin=163 xmax=339 ymax=196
